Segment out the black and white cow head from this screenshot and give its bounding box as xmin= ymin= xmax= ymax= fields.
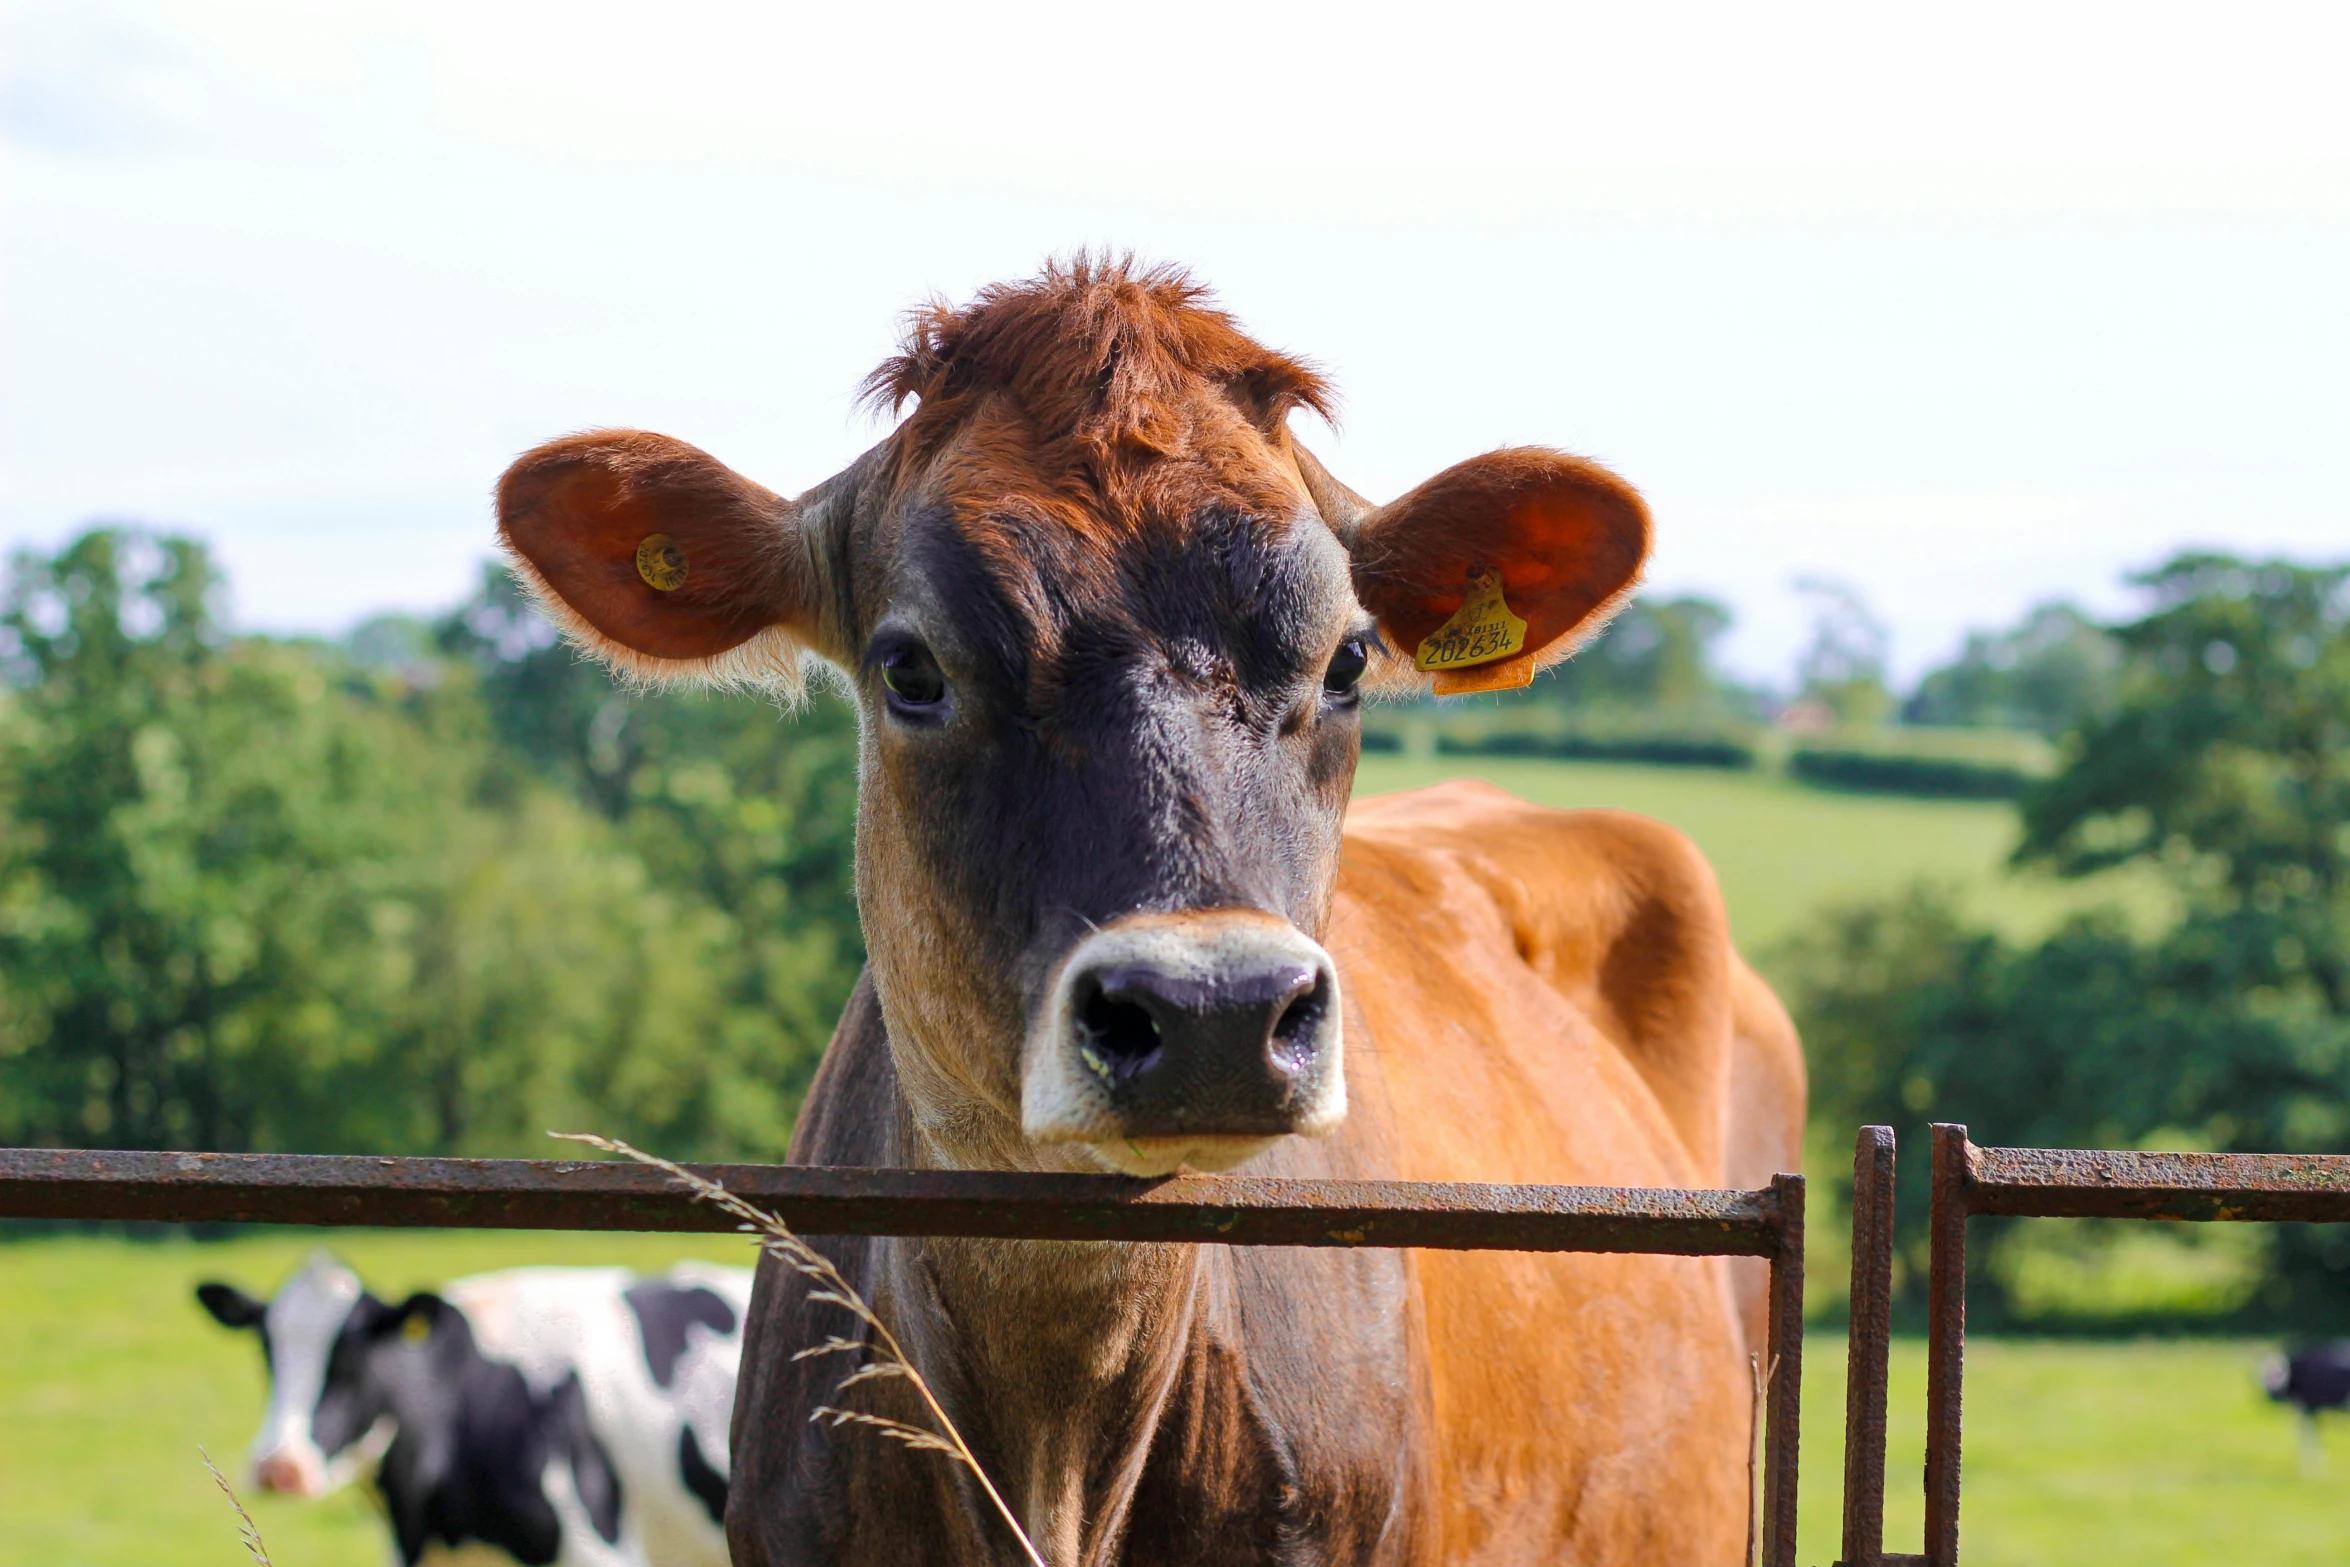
xmin=197 ymin=1252 xmax=403 ymax=1497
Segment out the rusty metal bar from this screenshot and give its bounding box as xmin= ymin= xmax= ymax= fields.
xmin=1761 ymin=1171 xmax=1806 ymax=1567
xmin=1923 ymin=1124 xmax=1972 ymax=1567
xmin=1913 ymin=1133 xmax=2350 ymax=1567
xmin=0 ymin=1146 xmax=1789 ymax=1255
xmin=1840 ymin=1125 xmax=1898 ymax=1567
xmin=1967 ymin=1144 xmax=2350 ymax=1221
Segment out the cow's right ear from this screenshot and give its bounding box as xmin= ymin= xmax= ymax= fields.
xmin=196 ymin=1282 xmax=265 ymax=1329
xmin=497 ymin=430 xmax=841 ymax=693
xmin=369 ymin=1292 xmax=449 ymax=1344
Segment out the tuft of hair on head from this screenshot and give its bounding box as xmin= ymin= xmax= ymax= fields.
xmin=858 ymin=251 xmax=1335 ymax=459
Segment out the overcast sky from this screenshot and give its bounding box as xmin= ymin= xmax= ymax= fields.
xmin=4 ymin=0 xmax=2345 ymax=682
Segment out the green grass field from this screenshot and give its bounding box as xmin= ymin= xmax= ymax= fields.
xmin=1795 ymin=1335 xmax=2350 ymax=1567
xmin=1352 ymin=755 xmax=2171 ymax=954
xmin=6 ymin=1231 xmax=2347 ymax=1567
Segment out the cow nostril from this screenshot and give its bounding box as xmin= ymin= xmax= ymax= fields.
xmin=1269 ymin=974 xmax=1329 ymax=1071
xmin=1077 ymin=984 xmax=1162 ymax=1079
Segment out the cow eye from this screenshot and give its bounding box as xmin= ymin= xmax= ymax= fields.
xmin=880 ymin=644 xmax=947 ymax=711
xmin=1323 ymin=637 xmax=1368 ymax=699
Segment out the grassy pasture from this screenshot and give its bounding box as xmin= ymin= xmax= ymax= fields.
xmin=5 ymin=1230 xmax=2347 ymax=1566
xmin=0 ymin=1228 xmax=755 ymax=1567
xmin=1351 ymin=754 xmax=2171 ymax=954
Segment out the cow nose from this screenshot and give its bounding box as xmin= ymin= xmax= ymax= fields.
xmin=1025 ymin=912 xmax=1347 ymax=1169
xmin=1075 ymin=960 xmax=1324 ymax=1086
xmin=254 ymin=1450 xmax=315 ymax=1496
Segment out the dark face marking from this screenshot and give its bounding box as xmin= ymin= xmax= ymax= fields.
xmin=624 ymin=1281 xmax=740 ymax=1389
xmin=856 ymin=482 xmax=1363 ymax=1170
xmin=882 ymin=502 xmax=1358 ymax=937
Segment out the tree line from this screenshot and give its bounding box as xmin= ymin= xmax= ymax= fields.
xmin=0 ymin=529 xmax=862 ymax=1161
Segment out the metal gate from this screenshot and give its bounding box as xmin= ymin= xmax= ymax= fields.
xmin=1833 ymin=1122 xmax=2350 ymax=1567
xmin=0 ymin=1145 xmax=1809 ymax=1565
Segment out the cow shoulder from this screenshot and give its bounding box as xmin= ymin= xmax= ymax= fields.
xmin=1337 ymin=778 xmax=1739 ymax=1177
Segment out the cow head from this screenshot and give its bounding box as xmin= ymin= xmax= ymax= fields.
xmin=499 ymin=258 xmax=1648 ymax=1176
xmin=196 ymin=1253 xmax=436 ymax=1496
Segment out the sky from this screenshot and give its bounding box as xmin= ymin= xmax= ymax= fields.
xmin=3 ymin=0 xmax=2345 ymax=684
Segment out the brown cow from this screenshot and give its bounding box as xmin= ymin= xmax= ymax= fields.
xmin=497 ymin=257 xmax=1805 ymax=1567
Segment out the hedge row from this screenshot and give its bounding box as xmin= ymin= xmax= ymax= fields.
xmin=1433 ymin=731 xmax=1757 ymax=769
xmin=1788 ymin=747 xmax=2037 ymax=799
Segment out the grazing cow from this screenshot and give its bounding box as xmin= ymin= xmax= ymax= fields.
xmin=496 ymin=257 xmax=1807 ymax=1566
xmin=2265 ymin=1343 xmax=2350 ymax=1469
xmin=197 ymin=1253 xmax=751 ymax=1567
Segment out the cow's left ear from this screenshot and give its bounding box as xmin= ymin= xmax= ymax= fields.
xmin=497 ymin=430 xmax=849 ymax=695
xmin=196 ymin=1282 xmax=265 ymax=1330
xmin=1345 ymin=447 xmax=1649 ymax=695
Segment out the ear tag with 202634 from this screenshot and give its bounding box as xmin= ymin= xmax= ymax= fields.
xmin=1415 ymin=566 xmax=1533 ymax=694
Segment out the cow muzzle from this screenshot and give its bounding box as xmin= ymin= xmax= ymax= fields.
xmin=252 ymin=1444 xmax=328 ymax=1498
xmin=1023 ymin=911 xmax=1345 ymax=1175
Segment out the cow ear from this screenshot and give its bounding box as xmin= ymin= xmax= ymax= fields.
xmin=497 ymin=430 xmax=839 ymax=694
xmin=1347 ymin=447 xmax=1649 ymax=696
xmin=196 ymin=1282 xmax=265 ymax=1329
xmin=371 ymin=1292 xmax=448 ymax=1344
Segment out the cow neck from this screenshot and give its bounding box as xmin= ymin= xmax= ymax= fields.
xmin=887 ymin=1102 xmax=1223 ymax=1563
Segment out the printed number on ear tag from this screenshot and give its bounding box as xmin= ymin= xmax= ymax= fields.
xmin=1415 ymin=566 xmax=1527 ymax=673
xmin=635 ymin=534 xmax=689 ymax=593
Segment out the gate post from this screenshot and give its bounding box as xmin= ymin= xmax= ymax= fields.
xmin=1923 ymin=1123 xmax=1974 ymax=1567
xmin=1762 ymin=1171 xmax=1806 ymax=1567
xmin=1839 ymin=1126 xmax=1897 ymax=1567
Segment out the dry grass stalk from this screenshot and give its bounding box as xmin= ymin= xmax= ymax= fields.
xmin=199 ymin=1444 xmax=273 ymax=1567
xmin=1745 ymin=1351 xmax=1778 ymax=1567
xmin=552 ymin=1132 xmax=1049 ymax=1567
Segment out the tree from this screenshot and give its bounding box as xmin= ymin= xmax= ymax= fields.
xmin=0 ymin=528 xmax=458 ymax=1149
xmin=1538 ymin=593 xmax=1751 ymax=720
xmin=1904 ymin=601 xmax=2120 ymax=734
xmin=1794 ymin=576 xmax=1894 ymax=728
xmin=434 ymin=567 xmax=865 ymax=1115
xmin=0 ymin=532 xmax=864 ymax=1160
xmin=2018 ymin=555 xmax=2350 ymax=1016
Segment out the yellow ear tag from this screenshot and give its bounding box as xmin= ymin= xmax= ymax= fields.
xmin=402 ymin=1314 xmax=432 ymax=1343
xmin=635 ymin=534 xmax=688 ymax=592
xmin=1415 ymin=566 xmax=1527 ymax=674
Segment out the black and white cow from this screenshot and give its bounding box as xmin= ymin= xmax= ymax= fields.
xmin=197 ymin=1252 xmax=750 ymax=1567
xmin=2265 ymin=1341 xmax=2350 ymax=1419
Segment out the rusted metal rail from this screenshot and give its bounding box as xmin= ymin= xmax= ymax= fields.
xmin=1919 ymin=1123 xmax=2350 ymax=1567
xmin=0 ymin=1145 xmax=1808 ymax=1567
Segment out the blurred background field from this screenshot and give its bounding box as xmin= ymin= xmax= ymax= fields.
xmin=11 ymin=1229 xmax=2350 ymax=1567
xmin=1353 ymin=753 xmax=2172 ymax=952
